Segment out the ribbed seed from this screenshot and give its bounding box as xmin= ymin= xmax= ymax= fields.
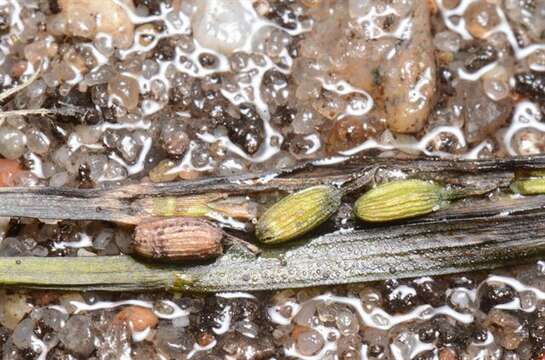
xmin=354 ymin=180 xmax=447 ymax=222
xmin=133 ymin=217 xmax=223 ymax=261
xmin=256 ymin=185 xmax=342 ymax=244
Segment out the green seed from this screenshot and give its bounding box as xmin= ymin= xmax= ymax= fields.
xmin=511 ymin=178 xmax=545 ymax=195
xmin=511 ymin=169 xmax=545 ymax=195
xmin=354 ymin=179 xmax=447 ymax=222
xmin=256 ymin=185 xmax=341 ymax=244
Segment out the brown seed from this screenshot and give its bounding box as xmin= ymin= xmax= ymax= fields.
xmin=113 ymin=306 xmax=158 ymax=332
xmin=133 ymin=217 xmax=223 ymax=261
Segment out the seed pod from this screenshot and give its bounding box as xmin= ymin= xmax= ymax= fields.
xmin=256 ymin=185 xmax=342 ymax=244
xmin=511 ymin=178 xmax=545 ymax=195
xmin=511 ymin=170 xmax=545 ymax=195
xmin=133 ymin=217 xmax=223 ymax=261
xmin=354 ymin=180 xmax=447 ymax=222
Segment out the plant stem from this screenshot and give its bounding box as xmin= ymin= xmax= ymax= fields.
xmin=1 ymin=199 xmax=545 ymax=292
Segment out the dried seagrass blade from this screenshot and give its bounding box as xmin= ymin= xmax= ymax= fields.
xmin=0 ymin=156 xmax=543 ymax=224
xmin=1 ymin=204 xmax=545 ymax=292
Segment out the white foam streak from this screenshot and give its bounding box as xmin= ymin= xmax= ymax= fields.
xmin=458 ymin=62 xmax=497 ymax=81
xmin=53 ymin=233 xmax=93 ymax=250
xmin=69 ymin=299 xmax=189 ymax=320
xmin=187 ymin=339 xmax=217 ymax=359
xmin=212 ymin=305 xmax=232 ymax=335
xmin=217 ymin=292 xmax=256 ymax=300
xmin=436 ymin=0 xmax=475 ymax=40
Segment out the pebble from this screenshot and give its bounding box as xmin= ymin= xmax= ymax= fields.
xmin=154 ymin=325 xmax=195 ymax=358
xmin=433 ymin=31 xmax=462 ymax=53
xmin=0 ymin=127 xmax=27 ymax=160
xmin=295 ymin=327 xmax=325 ymax=356
xmin=464 ymin=1 xmax=501 ymax=39
xmin=0 ymin=292 xmax=32 ymax=330
xmin=0 ymin=159 xmax=24 ymax=187
xmin=161 ymin=122 xmax=190 ymax=156
xmin=234 ymin=320 xmax=259 ymax=338
xmin=59 ymin=315 xmax=95 ymax=356
xmin=31 ymin=307 xmax=68 ymax=332
xmin=192 ymin=0 xmax=253 ymax=55
xmin=12 ymin=317 xmax=34 ymax=350
xmin=108 ymin=74 xmax=140 ymax=110
xmin=57 ymin=0 xmax=135 ymax=48
xmin=335 ymin=308 xmax=359 ymax=336
xmin=113 ymin=306 xmax=159 ymax=332
xmin=294 ymin=301 xmax=317 ymax=327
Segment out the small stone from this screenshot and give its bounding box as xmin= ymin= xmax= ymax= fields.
xmin=12 ymin=318 xmax=35 ymax=350
xmin=294 ymin=301 xmax=317 ymax=327
xmin=433 ymin=31 xmax=461 ymax=53
xmin=482 ymin=77 xmax=509 ymax=101
xmin=26 ymin=127 xmax=50 ymax=155
xmin=58 ymin=0 xmax=135 ymax=48
xmin=335 ymin=308 xmax=359 ymax=336
xmin=108 ymin=74 xmax=140 ymax=110
xmin=519 ymin=290 xmax=537 ymax=311
xmin=316 ymin=302 xmax=336 ymax=323
xmin=219 ymin=331 xmax=275 ymax=358
xmin=0 ymin=237 xmax=28 ymax=257
xmin=131 ymin=341 xmax=159 ymax=360
xmin=0 ymin=159 xmax=23 ymax=187
xmin=0 ymin=127 xmax=26 ymax=160
xmin=31 ymin=307 xmax=68 ymax=332
xmin=295 ymin=328 xmax=325 ymax=356
xmin=113 ymin=306 xmax=158 ymax=332
xmin=97 ymin=323 xmax=131 ymax=358
xmin=448 ymin=289 xmax=474 ymax=312
xmin=485 ymin=309 xmax=523 ymax=350
xmin=234 ymin=320 xmax=259 ymax=338
xmin=114 ymin=229 xmax=133 ymax=254
xmin=291 ymin=109 xmax=321 ymax=135
xmin=192 ymin=0 xmax=252 ymax=55
xmin=154 ymin=325 xmax=195 ymax=358
xmin=337 ymin=334 xmax=362 ymax=359
xmin=478 ymin=282 xmax=516 ymax=313
xmin=31 ymin=245 xmax=48 ymax=257
xmin=325 ymin=117 xmax=371 ymax=154
xmin=460 ymin=81 xmax=512 ymax=144
xmin=173 ymin=315 xmax=190 ymax=328
xmin=94 ymin=230 xmax=119 ymax=255
xmin=59 ymin=315 xmax=95 ymax=356
xmin=77 ymin=248 xmax=96 ymax=257
xmin=161 ymin=122 xmax=189 ymax=156
xmin=464 ymin=1 xmax=501 ymax=39
xmin=359 ymin=287 xmax=382 ymax=311
xmin=0 ymin=292 xmax=32 ymax=330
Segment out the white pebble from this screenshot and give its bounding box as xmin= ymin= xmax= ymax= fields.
xmin=0 ymin=127 xmax=27 ymax=160
xmin=433 ymin=31 xmax=462 ymax=53
xmin=192 ymin=0 xmax=253 ymax=55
